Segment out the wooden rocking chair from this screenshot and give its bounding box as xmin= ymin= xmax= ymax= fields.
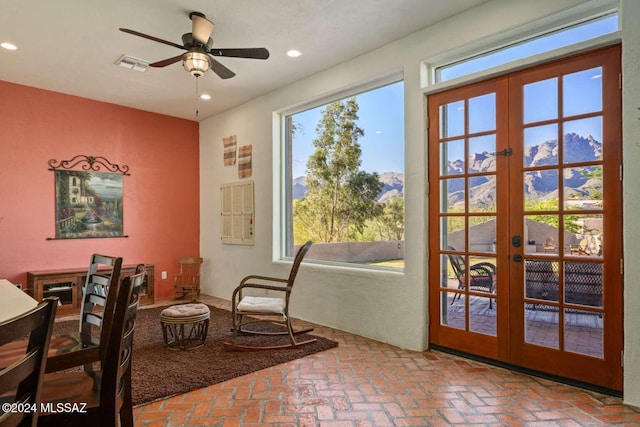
xmin=224 ymin=241 xmax=314 ymax=351
xmin=173 ymin=257 xmax=203 ymax=300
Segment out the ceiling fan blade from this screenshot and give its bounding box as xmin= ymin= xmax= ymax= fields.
xmin=190 ymin=12 xmax=214 ymax=45
xmin=119 ymin=28 xmax=186 ymax=51
xmin=209 ymin=57 xmax=236 ymax=79
xmin=149 ymin=54 xmax=185 ymax=68
xmin=209 ymin=48 xmax=270 ymax=60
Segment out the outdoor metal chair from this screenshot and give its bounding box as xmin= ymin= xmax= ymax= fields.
xmin=447 ymin=247 xmax=496 ymax=309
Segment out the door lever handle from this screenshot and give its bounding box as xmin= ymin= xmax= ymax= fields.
xmin=512 ymin=235 xmax=522 ymax=247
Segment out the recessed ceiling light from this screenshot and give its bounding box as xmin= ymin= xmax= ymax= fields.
xmin=286 ymin=50 xmax=302 ymax=58
xmin=1 ymin=42 xmax=17 ymax=50
xmin=200 ymin=94 xmax=211 ymax=100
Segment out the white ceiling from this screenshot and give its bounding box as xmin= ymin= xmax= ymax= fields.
xmin=0 ymin=0 xmax=488 ymax=121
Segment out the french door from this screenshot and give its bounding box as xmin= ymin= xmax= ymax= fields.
xmin=427 ymin=45 xmax=622 ymax=390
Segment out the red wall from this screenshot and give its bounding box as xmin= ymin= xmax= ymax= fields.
xmin=0 ymin=81 xmax=200 ymax=299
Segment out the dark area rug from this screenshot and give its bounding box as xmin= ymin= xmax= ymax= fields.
xmin=52 ymin=304 xmax=338 ymax=405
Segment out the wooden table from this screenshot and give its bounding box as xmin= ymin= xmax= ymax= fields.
xmin=0 ymin=279 xmax=38 ymax=323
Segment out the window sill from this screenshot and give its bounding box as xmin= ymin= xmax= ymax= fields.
xmin=274 ymin=258 xmax=405 ymax=277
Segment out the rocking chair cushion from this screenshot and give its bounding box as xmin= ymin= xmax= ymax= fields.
xmin=237 ymin=296 xmax=286 ymax=314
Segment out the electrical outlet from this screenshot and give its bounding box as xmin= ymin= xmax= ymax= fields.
xmin=161 ymin=271 xmax=167 ymax=280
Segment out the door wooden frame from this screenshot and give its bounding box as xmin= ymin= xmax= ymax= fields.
xmin=427 ymin=45 xmax=623 ymax=391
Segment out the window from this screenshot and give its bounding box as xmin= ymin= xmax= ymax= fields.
xmin=283 ymin=79 xmax=404 ymax=268
xmin=435 ymin=13 xmax=618 ymax=83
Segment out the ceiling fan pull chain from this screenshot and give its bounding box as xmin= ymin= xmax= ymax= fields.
xmin=195 ymin=76 xmax=199 ymax=118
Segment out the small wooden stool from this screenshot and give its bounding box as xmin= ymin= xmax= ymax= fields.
xmin=160 ymin=303 xmax=210 ymax=350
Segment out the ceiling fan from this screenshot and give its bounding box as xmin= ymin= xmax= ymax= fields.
xmin=119 ymin=12 xmax=269 ymax=79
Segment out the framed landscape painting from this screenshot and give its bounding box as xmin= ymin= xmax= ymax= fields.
xmin=54 ymin=170 xmax=124 ymax=239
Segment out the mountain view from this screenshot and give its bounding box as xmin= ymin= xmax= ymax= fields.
xmin=292 ymin=172 xmax=405 ymax=202
xmin=292 ymin=133 xmax=602 ymax=207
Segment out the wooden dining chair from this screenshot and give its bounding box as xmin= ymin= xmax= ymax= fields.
xmin=0 ymin=254 xmax=123 ymax=374
xmin=223 ymin=241 xmax=314 ymax=351
xmin=0 ymin=297 xmax=57 ymax=427
xmin=173 ymin=257 xmax=203 ymax=300
xmin=49 ymin=254 xmax=123 ymax=372
xmin=37 ymin=266 xmax=146 ymax=427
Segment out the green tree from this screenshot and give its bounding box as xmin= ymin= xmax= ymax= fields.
xmin=375 ymin=197 xmax=405 ymax=240
xmin=294 ymin=98 xmax=383 ymax=243
xmin=525 ymin=198 xmax=582 ymax=234
xmin=580 ymin=164 xmax=602 ymax=200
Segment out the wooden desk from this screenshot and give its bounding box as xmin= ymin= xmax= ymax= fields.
xmin=0 ymin=279 xmax=38 ymax=323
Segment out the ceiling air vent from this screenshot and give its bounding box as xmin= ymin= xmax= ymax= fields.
xmin=115 ymin=55 xmax=150 ymax=72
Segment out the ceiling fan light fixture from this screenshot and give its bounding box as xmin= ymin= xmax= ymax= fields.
xmin=183 ymin=51 xmax=210 ymax=77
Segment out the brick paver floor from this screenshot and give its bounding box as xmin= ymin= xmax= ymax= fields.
xmin=133 ymin=296 xmax=640 ymax=426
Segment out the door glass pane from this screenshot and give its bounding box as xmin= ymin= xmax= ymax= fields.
xmin=470 ymin=297 xmax=497 ymax=336
xmin=524 ymin=171 xmax=559 ymax=210
xmin=442 ymin=291 xmax=465 ymax=330
xmin=469 ymin=176 xmax=496 ymax=213
xmin=468 ymin=93 xmax=496 ymax=133
xmin=468 ymin=135 xmax=496 ymax=173
xmin=441 ymin=139 xmax=465 ymax=175
xmin=524 ymin=124 xmax=558 ymax=167
xmin=440 ymin=101 xmax=465 ymax=138
xmin=441 ymin=178 xmax=465 ymax=212
xmin=525 ymin=260 xmax=559 ymax=303
xmin=469 ymin=216 xmax=496 ymax=253
xmin=563 ymin=166 xmax=603 ymax=210
xmin=525 ymin=304 xmax=559 ymax=349
xmin=524 ymin=78 xmax=557 ymax=124
xmin=442 ymin=253 xmax=455 ymax=289
xmin=441 ymin=216 xmax=465 ymax=251
xmin=564 ymin=262 xmax=603 ymax=308
xmin=524 ymin=216 xmax=558 ymax=254
xmin=564 ymin=214 xmax=603 ymax=257
xmin=563 ymin=117 xmax=603 ymax=164
xmin=563 ymin=67 xmax=603 ymax=117
xmin=564 ymin=310 xmax=603 ymax=358
xmin=468 ymin=256 xmax=496 ymax=297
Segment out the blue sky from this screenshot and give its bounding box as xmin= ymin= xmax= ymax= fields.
xmin=291 ymin=81 xmax=404 ymax=178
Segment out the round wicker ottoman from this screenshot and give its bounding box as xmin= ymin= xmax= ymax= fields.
xmin=160 ymin=303 xmax=210 ymax=350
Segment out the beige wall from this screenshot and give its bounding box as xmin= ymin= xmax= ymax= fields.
xmin=621 ymin=0 xmax=640 ymax=408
